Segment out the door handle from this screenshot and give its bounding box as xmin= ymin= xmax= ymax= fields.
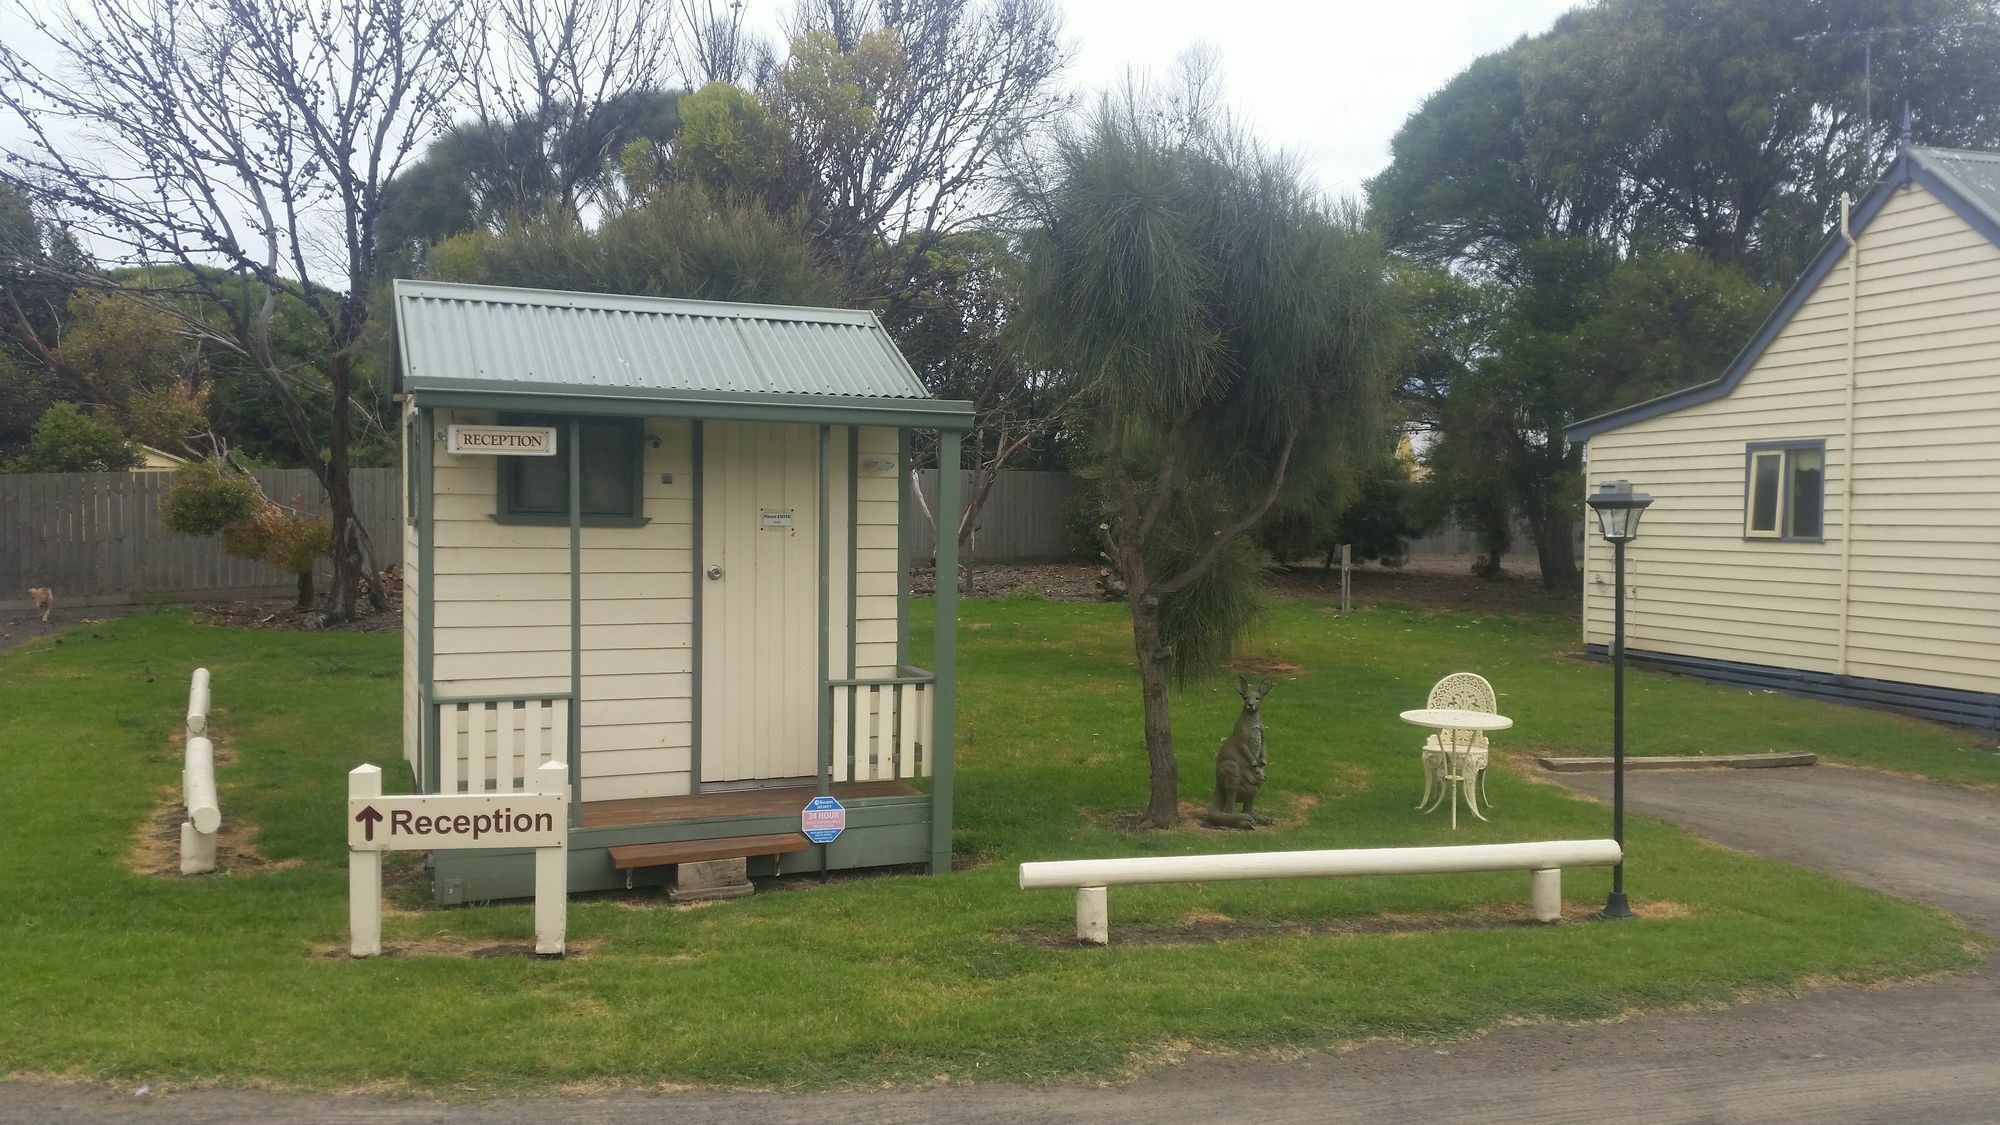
xmin=706 ymin=564 xmax=723 ymax=581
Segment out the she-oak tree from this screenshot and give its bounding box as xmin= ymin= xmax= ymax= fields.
xmin=1016 ymin=87 xmax=1397 ymax=827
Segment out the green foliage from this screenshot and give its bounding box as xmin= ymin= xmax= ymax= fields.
xmin=669 ymin=83 xmax=795 ymax=203
xmin=1371 ymin=0 xmax=2000 ymax=285
xmin=1371 ymin=0 xmax=2000 ymax=586
xmin=221 ymin=505 xmax=333 ymax=573
xmin=377 ymin=90 xmax=687 ymax=270
xmin=0 ymin=351 xmax=60 ymax=464
xmin=427 ymin=181 xmax=840 ymax=308
xmin=1148 ymin=507 xmax=1270 ymax=684
xmin=51 ymin=292 xmax=194 ymax=402
xmin=3 ymin=403 xmax=137 ymax=472
xmin=159 ymin=461 xmax=260 ymax=535
xmin=1261 ymin=449 xmax=1425 ymax=569
xmin=1019 ymin=85 xmax=1398 ymax=677
xmin=162 ymin=460 xmax=328 ymax=580
xmin=1333 ymin=465 xmax=1423 ymax=567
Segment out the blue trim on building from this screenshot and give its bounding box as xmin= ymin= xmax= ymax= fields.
xmin=1566 ymin=147 xmax=2000 ymax=444
xmin=1584 ymin=644 xmax=2000 ymax=736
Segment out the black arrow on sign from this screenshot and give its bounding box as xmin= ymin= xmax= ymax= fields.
xmin=354 ymin=806 xmax=383 ymax=842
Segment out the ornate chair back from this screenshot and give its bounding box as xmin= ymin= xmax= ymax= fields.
xmin=1427 ymin=672 xmax=1496 ymax=714
xmin=1427 ymin=673 xmax=1495 ymax=753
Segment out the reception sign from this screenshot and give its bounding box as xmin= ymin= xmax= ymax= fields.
xmin=447 ymin=425 xmax=558 ymax=455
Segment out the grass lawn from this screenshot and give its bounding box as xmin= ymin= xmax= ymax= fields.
xmin=0 ymin=594 xmax=1990 ymax=1096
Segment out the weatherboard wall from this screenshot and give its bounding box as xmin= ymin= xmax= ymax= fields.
xmin=1582 ymin=180 xmax=2000 ymax=699
xmin=428 ymin=408 xmax=695 ymax=802
xmin=418 ymin=409 xmax=903 ymax=802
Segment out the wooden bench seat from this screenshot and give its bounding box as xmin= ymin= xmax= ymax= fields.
xmin=608 ymin=833 xmax=811 ymax=872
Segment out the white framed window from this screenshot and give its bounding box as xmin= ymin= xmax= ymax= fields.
xmin=1744 ymin=441 xmax=1825 ymax=541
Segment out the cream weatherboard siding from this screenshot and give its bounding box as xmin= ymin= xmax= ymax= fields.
xmin=853 ymin=425 xmax=903 ymax=678
xmin=1583 ymin=180 xmax=2000 ymax=697
xmin=417 ymin=412 xmax=904 ymax=802
xmin=428 ymin=408 xmax=696 ymax=802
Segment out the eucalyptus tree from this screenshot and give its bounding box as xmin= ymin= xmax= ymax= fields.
xmin=1017 ymin=89 xmax=1397 ymax=828
xmin=1370 ymin=0 xmax=2000 ymax=588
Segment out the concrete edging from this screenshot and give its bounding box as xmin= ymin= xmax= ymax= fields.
xmin=1537 ymin=752 xmax=1817 ymax=773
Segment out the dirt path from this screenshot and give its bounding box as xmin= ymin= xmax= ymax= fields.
xmin=7 ymin=767 xmax=1998 ymax=1123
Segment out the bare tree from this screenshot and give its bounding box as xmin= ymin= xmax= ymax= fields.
xmin=675 ymin=0 xmax=758 ymax=85
xmin=770 ymin=0 xmax=1071 ymax=299
xmin=886 ymin=229 xmax=1075 ymax=586
xmin=0 ymin=0 xmax=466 ymax=620
xmin=467 ymin=0 xmax=678 ymax=223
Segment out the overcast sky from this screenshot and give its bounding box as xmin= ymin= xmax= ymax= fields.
xmin=1057 ymin=0 xmax=1579 ymax=200
xmin=0 ymin=0 xmax=1583 ymax=231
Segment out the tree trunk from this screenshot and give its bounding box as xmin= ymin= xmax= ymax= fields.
xmin=1527 ymin=504 xmax=1579 ymax=591
xmin=318 ymin=352 xmax=381 ymax=622
xmin=323 ymin=470 xmax=364 ymax=622
xmin=1130 ymin=599 xmax=1180 ymax=828
xmin=295 ymin=569 xmax=314 ymax=610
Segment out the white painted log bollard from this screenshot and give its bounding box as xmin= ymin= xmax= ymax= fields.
xmin=348 ymin=759 xmax=570 ymax=958
xmin=1023 ymin=839 xmax=1622 ymax=945
xmin=179 ymin=668 xmax=220 ymax=875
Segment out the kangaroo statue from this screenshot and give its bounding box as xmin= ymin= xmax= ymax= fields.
xmin=1204 ymin=676 xmax=1274 ymax=829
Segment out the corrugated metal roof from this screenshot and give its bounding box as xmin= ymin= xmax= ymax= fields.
xmin=1913 ymin=146 xmax=2000 ymax=233
xmin=394 ymin=280 xmax=931 ymax=400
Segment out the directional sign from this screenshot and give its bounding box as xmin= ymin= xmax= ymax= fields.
xmin=348 ymin=762 xmax=569 ymax=958
xmin=347 ymin=792 xmax=565 ymax=852
xmin=800 ymin=795 xmax=846 ymax=844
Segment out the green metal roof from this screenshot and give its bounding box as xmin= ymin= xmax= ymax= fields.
xmin=394 ymin=280 xmax=946 ymax=408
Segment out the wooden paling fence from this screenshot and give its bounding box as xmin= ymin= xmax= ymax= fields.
xmin=912 ymin=469 xmax=1080 ymax=564
xmin=0 ymin=468 xmax=401 ymax=611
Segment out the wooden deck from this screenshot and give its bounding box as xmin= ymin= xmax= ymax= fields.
xmin=581 ymin=780 xmax=922 ymax=828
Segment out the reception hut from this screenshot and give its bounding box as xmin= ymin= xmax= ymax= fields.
xmin=393 ymin=280 xmax=972 ymax=903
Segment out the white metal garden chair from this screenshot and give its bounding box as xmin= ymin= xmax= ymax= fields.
xmin=1417 ymin=672 xmax=1497 ymax=816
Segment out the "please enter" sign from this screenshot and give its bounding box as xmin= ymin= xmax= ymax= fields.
xmin=347 ymin=792 xmax=565 ymax=851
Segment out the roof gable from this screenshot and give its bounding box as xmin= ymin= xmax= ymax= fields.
xmin=1566 ymin=147 xmax=2000 ymax=443
xmin=393 ymin=280 xmax=932 ymax=402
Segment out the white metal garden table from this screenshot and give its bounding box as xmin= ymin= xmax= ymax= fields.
xmin=1399 ymin=707 xmax=1514 ymax=829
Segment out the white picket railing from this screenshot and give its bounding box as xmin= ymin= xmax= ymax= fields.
xmin=829 ymin=670 xmax=932 ymax=783
xmin=432 ymin=694 xmax=572 ymax=794
xmin=180 ymin=668 xmax=220 ymax=874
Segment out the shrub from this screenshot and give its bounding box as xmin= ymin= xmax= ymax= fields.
xmin=3 ymin=403 xmax=138 ymax=473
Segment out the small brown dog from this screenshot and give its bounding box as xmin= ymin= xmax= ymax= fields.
xmin=27 ymin=586 xmax=53 ymax=624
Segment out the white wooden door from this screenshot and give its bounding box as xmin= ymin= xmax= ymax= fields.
xmin=701 ymin=421 xmax=821 ymax=782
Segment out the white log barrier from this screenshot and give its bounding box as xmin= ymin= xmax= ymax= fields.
xmin=347 ymin=760 xmax=569 ymax=958
xmin=185 ymin=667 xmax=211 ymax=737
xmin=180 ymin=668 xmax=220 ymax=875
xmin=1020 ymin=839 xmax=1622 ymax=944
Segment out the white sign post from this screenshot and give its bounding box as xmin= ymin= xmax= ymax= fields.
xmin=347 ymin=760 xmax=570 ymax=957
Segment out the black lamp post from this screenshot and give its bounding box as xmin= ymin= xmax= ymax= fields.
xmin=1586 ymin=478 xmax=1653 ymax=921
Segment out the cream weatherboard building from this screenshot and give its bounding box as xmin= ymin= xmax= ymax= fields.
xmin=1566 ymin=146 xmax=2000 ymax=734
xmin=394 ymin=280 xmax=973 ymax=903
